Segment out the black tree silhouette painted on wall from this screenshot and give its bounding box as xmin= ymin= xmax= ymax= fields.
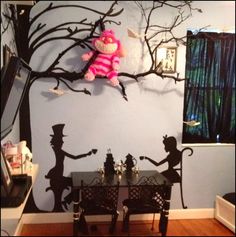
xmin=27 ymin=1 xmax=203 ymax=99
xmin=2 ymin=1 xmax=204 ymax=100
xmin=45 ymin=124 xmax=97 ymax=212
xmin=0 ymin=1 xmax=204 ymax=148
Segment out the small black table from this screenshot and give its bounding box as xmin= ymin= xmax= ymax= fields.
xmin=71 ymin=170 xmax=172 ymax=236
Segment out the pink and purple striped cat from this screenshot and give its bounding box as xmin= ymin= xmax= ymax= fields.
xmin=82 ymin=30 xmax=125 ymax=86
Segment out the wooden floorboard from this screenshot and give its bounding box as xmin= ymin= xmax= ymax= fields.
xmin=20 ymin=219 xmax=234 ymax=236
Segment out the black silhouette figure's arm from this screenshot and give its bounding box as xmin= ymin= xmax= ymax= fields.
xmin=140 ymin=156 xmax=167 ymax=167
xmin=64 ymin=149 xmax=97 ymax=160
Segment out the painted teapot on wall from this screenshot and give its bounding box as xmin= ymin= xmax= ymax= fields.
xmin=123 ymin=153 xmax=137 ymax=173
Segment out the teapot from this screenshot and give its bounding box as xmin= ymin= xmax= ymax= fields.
xmin=104 ymin=149 xmax=115 ymax=175
xmin=123 ymin=153 xmax=137 ymax=172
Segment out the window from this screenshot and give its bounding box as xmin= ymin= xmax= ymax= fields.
xmin=182 ymin=31 xmax=235 ymax=144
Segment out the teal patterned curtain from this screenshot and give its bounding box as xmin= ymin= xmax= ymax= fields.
xmin=183 ymin=31 xmax=235 ymax=143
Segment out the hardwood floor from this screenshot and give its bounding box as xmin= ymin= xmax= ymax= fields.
xmin=20 ymin=219 xmax=234 ymax=236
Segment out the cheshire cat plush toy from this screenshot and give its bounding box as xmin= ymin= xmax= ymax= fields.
xmin=82 ymin=29 xmax=125 ymax=86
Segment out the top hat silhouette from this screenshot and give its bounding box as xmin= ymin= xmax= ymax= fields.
xmin=50 ymin=124 xmax=67 ymax=137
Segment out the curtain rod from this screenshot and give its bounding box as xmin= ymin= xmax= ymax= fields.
xmin=187 ymin=27 xmax=235 ymax=34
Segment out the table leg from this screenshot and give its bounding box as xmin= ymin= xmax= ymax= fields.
xmin=159 ymin=186 xmax=171 ymax=236
xmin=159 ymin=210 xmax=169 ymax=236
xmin=73 ymin=189 xmax=80 ymax=236
xmin=73 ymin=189 xmax=89 ymax=235
xmin=77 ymin=210 xmax=89 ymax=234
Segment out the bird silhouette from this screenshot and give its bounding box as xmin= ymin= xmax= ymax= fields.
xmin=183 ymin=120 xmax=200 ymax=126
xmin=49 ymin=88 xmax=65 ymax=96
xmin=127 ymin=28 xmax=146 ymax=39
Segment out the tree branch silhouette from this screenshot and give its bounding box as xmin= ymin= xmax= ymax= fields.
xmin=27 ymin=1 xmax=202 ymax=99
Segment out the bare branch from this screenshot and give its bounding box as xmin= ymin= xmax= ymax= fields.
xmin=29 ymin=2 xmax=124 ymax=28
xmin=27 ymin=1 xmax=202 ymax=100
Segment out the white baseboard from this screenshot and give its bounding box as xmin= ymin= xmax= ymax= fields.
xmin=21 ymin=208 xmax=214 ymax=225
xmin=169 ymin=208 xmax=214 ymax=219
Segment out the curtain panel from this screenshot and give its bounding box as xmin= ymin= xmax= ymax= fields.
xmin=183 ymin=31 xmax=235 ymax=143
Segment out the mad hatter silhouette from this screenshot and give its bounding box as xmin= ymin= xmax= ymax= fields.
xmin=45 ymin=124 xmax=97 ymax=212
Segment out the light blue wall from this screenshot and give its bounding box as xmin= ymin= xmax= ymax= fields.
xmin=1 ymin=1 xmax=235 ymax=212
